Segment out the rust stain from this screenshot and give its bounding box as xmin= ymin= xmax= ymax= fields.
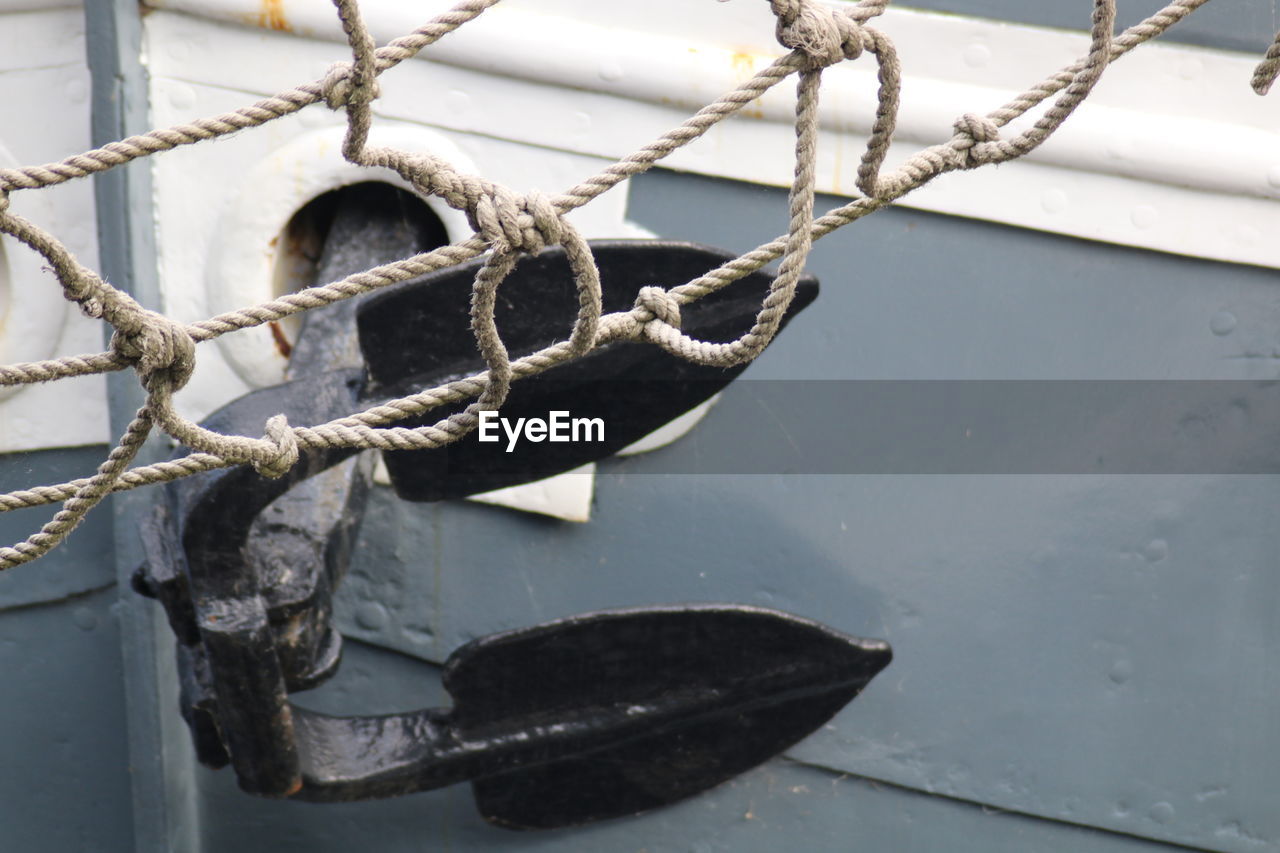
xmin=269 ymin=320 xmax=293 ymax=359
xmin=730 ymin=52 xmax=769 ymax=120
xmin=257 ymin=0 xmax=291 ymax=32
xmin=730 ymin=51 xmax=757 ymax=77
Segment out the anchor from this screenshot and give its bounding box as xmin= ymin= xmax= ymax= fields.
xmin=133 ymin=185 xmax=891 ymax=827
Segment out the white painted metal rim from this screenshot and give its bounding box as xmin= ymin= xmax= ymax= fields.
xmin=0 ymin=5 xmax=109 ymax=451
xmin=0 ymin=1 xmax=79 ymax=11
xmin=0 ymin=142 xmax=70 ymax=399
xmin=205 ymin=124 xmax=475 ymax=390
xmin=145 ymin=0 xmax=1280 ymax=270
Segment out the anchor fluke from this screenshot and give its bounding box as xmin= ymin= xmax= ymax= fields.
xmin=291 ymin=605 xmax=891 ymax=827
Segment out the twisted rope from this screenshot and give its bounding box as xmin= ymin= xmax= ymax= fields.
xmin=0 ymin=0 xmax=1247 ymax=570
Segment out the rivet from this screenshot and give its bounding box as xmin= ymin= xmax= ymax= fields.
xmin=355 ymin=601 xmax=390 ymax=631
xmin=598 ymin=61 xmax=624 ymax=82
xmin=963 ymin=43 xmax=991 ymax=69
xmin=72 ymin=607 xmax=98 ymax=632
xmin=1149 ymin=801 xmax=1176 ymax=824
xmin=1236 ymin=225 xmax=1261 ymax=246
xmin=1040 ymin=188 xmax=1068 ymax=214
xmin=1144 ymin=539 xmax=1168 ymax=562
xmin=1108 ymin=659 xmax=1133 ymax=685
xmin=402 ymin=625 xmax=434 ymax=646
xmin=167 ymin=84 xmax=197 ymax=113
xmin=445 ymin=89 xmax=470 ymax=115
xmin=1105 ymin=137 xmax=1132 ymax=161
xmin=64 ymin=78 xmax=87 ymax=104
xmin=1130 ymin=205 xmax=1156 ymax=229
xmin=167 ymin=39 xmax=192 ymax=63
xmin=1210 ymin=311 xmax=1238 ymax=336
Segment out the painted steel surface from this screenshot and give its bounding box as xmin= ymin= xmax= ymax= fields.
xmin=2 ymin=1 xmax=1279 ymax=850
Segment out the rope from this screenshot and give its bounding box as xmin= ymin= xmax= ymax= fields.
xmin=1254 ymin=29 xmax=1280 ymax=95
xmin=0 ymin=0 xmax=1251 ymax=570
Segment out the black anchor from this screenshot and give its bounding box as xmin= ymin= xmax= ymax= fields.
xmin=133 ymin=184 xmax=891 ymax=828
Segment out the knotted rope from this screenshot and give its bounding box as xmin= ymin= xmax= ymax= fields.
xmin=771 ymin=0 xmax=867 ymax=68
xmin=634 ymin=287 xmax=682 ymax=331
xmin=0 ymin=0 xmax=1255 ymax=570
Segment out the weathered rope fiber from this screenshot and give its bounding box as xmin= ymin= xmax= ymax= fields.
xmin=0 ymin=0 xmax=1262 ymax=570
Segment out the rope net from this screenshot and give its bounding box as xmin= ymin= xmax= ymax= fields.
xmin=0 ymin=0 xmax=1273 ymax=570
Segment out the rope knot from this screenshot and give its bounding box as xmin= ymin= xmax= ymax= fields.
xmin=110 ymin=310 xmax=196 ymax=392
xmin=953 ymin=113 xmax=1000 ymax=145
xmin=320 ymin=60 xmax=381 ymax=110
xmin=469 ymin=187 xmax=563 ymax=254
xmin=254 ymin=415 xmax=299 ymax=479
xmin=771 ymin=0 xmax=865 ymax=68
xmin=952 ymin=114 xmax=1001 ymax=165
xmin=634 ymin=286 xmax=682 ymax=330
